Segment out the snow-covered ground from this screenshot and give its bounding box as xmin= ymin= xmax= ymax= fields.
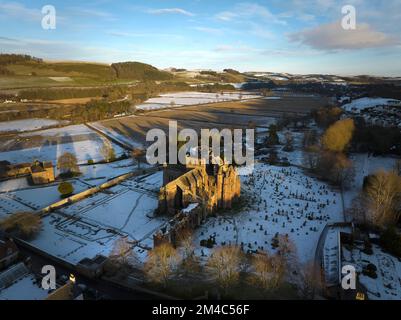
xmin=87 ymin=122 xmax=144 ymax=149
xmin=0 ymin=118 xmax=64 ymax=133
xmin=0 ymin=159 xmax=139 ymax=219
xmin=342 ymin=97 xmax=400 ymax=113
xmin=192 ymin=163 xmax=344 ymax=264
xmin=0 ymin=124 xmax=126 ymax=165
xmin=135 ymin=91 xmax=260 ymax=111
xmin=27 ymin=171 xmax=166 ymax=265
xmin=343 ymin=244 xmax=401 ymax=300
xmin=0 ymin=180 xmax=90 ymax=219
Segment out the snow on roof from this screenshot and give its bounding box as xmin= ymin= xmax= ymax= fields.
xmin=182 ymin=203 xmax=199 ymax=214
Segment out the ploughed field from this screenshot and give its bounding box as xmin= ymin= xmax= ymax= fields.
xmin=95 ymin=93 xmax=328 ymax=147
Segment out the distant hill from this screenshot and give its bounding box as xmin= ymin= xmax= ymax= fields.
xmin=111 ymin=61 xmax=173 ymax=80
xmin=0 ymin=54 xmax=173 ymax=84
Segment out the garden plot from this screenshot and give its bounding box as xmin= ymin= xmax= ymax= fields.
xmin=120 ymin=170 xmax=163 ymax=194
xmin=28 ymin=172 xmax=166 ymax=265
xmin=342 ymin=244 xmax=401 ymax=300
xmin=0 ymin=194 xmax=34 ymax=219
xmin=193 ymin=163 xmax=344 ymax=263
xmin=29 ymin=213 xmax=120 ymax=265
xmin=62 ymin=185 xmax=163 ymax=241
xmin=0 ymin=124 xmax=125 ymax=165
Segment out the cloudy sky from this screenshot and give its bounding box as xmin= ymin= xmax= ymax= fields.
xmin=0 ymin=0 xmax=400 ymax=75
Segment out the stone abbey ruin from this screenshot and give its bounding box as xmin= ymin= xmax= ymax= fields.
xmin=154 ymin=155 xmax=241 ymax=247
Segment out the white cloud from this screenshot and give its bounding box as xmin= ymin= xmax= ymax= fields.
xmin=0 ymin=1 xmax=41 ymax=20
xmin=68 ymin=7 xmax=115 ymax=20
xmin=216 ymin=2 xmax=287 ymax=25
xmin=107 ymin=30 xmax=183 ymax=39
xmin=288 ymin=22 xmax=398 ymax=50
xmin=147 ymin=8 xmax=194 ymax=17
xmin=192 ymin=27 xmax=224 ymax=35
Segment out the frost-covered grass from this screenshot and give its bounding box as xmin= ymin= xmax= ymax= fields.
xmin=0 ymin=118 xmax=63 ymax=133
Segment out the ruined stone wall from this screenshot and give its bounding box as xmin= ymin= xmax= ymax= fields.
xmin=158 ymin=163 xmax=240 ymax=216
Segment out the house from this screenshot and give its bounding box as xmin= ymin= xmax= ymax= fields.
xmin=0 ymin=161 xmax=31 ymax=179
xmin=30 ymin=161 xmax=55 ymax=185
xmin=0 ymin=160 xmax=55 ymax=185
xmin=0 ymin=239 xmax=19 ymax=271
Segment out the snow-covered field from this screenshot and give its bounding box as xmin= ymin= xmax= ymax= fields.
xmin=27 ymin=172 xmax=166 ymax=265
xmin=136 ymin=91 xmax=260 ymax=111
xmin=0 ymin=124 xmax=126 ymax=165
xmin=0 ymin=118 xmax=64 ymax=133
xmin=342 ymin=97 xmax=400 ymax=113
xmin=192 ymin=163 xmax=344 ymax=264
xmin=0 ymin=180 xmax=90 ymax=219
xmin=87 ymin=122 xmax=144 ymax=149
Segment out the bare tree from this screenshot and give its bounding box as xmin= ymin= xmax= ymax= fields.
xmin=365 ymin=170 xmax=401 ymax=227
xmin=144 ymin=243 xmax=181 ymax=288
xmin=394 ymin=159 xmax=401 ymax=176
xmin=302 ymin=129 xmax=318 ymax=149
xmin=283 ymin=131 xmax=294 ymax=152
xmin=176 ymin=228 xmax=201 ymax=277
xmin=0 ymin=212 xmax=41 ymax=240
xmin=302 ymin=147 xmax=319 ymax=170
xmin=277 ymin=234 xmax=297 ymax=263
xmin=110 ymin=236 xmax=136 ymax=266
xmin=100 ymin=140 xmax=116 ymax=163
xmin=297 ymin=261 xmax=322 ymax=299
xmin=132 ymin=149 xmax=145 ymax=169
xmin=207 ymin=245 xmax=243 ymax=292
xmin=250 ymin=252 xmax=285 ymax=290
xmin=57 ymin=152 xmax=79 ymax=175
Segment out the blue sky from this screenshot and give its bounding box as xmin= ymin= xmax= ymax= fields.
xmin=0 ymin=0 xmax=400 ymax=75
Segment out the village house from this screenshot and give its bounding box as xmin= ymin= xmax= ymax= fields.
xmin=30 ymin=160 xmax=55 ymax=185
xmin=0 ymin=160 xmax=55 ymax=185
